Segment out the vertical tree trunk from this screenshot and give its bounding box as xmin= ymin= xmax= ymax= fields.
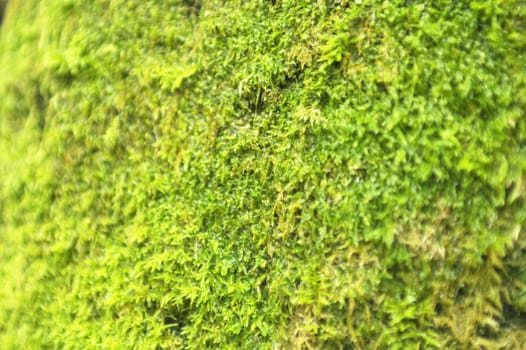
xmin=0 ymin=1 xmax=7 ymax=26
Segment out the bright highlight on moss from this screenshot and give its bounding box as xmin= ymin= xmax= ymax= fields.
xmin=0 ymin=0 xmax=525 ymax=348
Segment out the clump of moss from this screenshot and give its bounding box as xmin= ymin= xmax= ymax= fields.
xmin=0 ymin=0 xmax=525 ymax=348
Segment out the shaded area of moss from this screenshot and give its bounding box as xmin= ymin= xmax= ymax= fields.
xmin=0 ymin=0 xmax=525 ymax=348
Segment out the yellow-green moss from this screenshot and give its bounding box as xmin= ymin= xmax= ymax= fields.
xmin=1 ymin=0 xmax=525 ymax=348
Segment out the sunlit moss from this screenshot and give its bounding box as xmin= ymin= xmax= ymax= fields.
xmin=0 ymin=0 xmax=525 ymax=348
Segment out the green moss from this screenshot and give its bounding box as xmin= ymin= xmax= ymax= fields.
xmin=0 ymin=0 xmax=525 ymax=348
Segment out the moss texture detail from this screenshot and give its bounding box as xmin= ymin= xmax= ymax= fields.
xmin=0 ymin=0 xmax=525 ymax=348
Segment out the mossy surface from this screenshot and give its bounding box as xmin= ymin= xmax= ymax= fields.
xmin=0 ymin=0 xmax=525 ymax=348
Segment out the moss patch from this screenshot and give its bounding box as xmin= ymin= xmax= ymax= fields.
xmin=1 ymin=0 xmax=525 ymax=348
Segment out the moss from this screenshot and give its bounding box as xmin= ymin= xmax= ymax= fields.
xmin=0 ymin=0 xmax=525 ymax=348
